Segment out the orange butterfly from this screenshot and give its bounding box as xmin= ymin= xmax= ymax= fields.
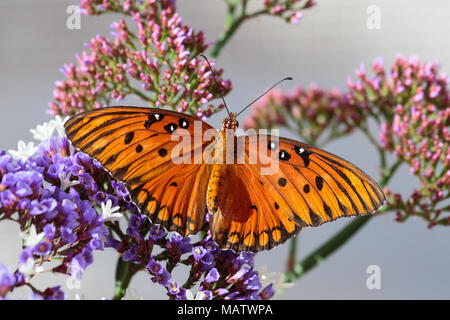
xmin=64 ymin=106 xmax=385 ymax=253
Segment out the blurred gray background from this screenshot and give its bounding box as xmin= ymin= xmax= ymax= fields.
xmin=0 ymin=0 xmax=449 ymax=299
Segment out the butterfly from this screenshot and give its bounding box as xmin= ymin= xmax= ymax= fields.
xmin=64 ymin=106 xmax=385 ymax=253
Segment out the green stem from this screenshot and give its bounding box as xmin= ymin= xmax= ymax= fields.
xmin=113 ymin=258 xmax=136 ymax=300
xmin=286 ymin=235 xmax=298 ymax=272
xmin=210 ymin=15 xmax=245 ymax=59
xmin=211 ymin=0 xmax=270 ymax=58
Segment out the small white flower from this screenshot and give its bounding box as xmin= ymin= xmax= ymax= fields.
xmin=258 ymin=265 xmax=295 ymax=299
xmin=19 ymin=257 xmax=44 ymax=278
xmin=100 ymin=199 xmax=122 ymax=222
xmin=186 ymin=289 xmax=207 ymax=300
xmin=8 ymin=141 xmax=38 ymax=161
xmin=30 ymin=121 xmax=55 ymax=141
xmin=50 ymin=115 xmax=70 ymax=137
xmin=20 ymin=225 xmax=45 ymax=248
xmin=59 ymin=171 xmax=80 ymax=191
xmin=122 ymin=288 xmax=143 ymax=300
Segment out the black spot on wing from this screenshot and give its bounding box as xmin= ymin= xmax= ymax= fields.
xmin=278 ymin=177 xmax=287 ymax=187
xmin=315 ymin=176 xmax=324 ymax=191
xmin=295 ymin=146 xmax=312 ymax=167
xmin=164 ymin=123 xmax=178 ymax=133
xmin=178 ymin=118 xmax=189 ymax=129
xmin=303 ymin=184 xmax=310 ymax=193
xmin=158 ymin=148 xmax=168 ymax=157
xmin=268 ymin=140 xmax=279 ymax=151
xmin=279 ymin=150 xmax=291 ymax=161
xmin=144 ymin=113 xmax=164 ymax=129
xmin=124 ymin=132 xmax=134 ymax=144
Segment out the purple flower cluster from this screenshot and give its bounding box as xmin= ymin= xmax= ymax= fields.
xmin=110 ymin=214 xmax=274 ymax=300
xmin=0 ymin=135 xmax=137 ymax=299
xmin=50 ymin=0 xmax=232 ymax=118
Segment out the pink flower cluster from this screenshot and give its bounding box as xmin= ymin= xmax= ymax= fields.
xmin=245 ymin=54 xmax=449 ymax=227
xmin=49 ymin=0 xmax=232 ymax=118
xmin=263 ymin=0 xmax=317 ymax=24
xmin=244 ymin=86 xmax=362 ymax=145
xmin=372 ymin=56 xmax=449 ymax=228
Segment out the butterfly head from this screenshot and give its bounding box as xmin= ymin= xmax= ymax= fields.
xmin=222 ymin=112 xmax=239 ymax=131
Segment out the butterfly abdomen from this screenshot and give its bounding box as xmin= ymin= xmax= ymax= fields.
xmin=206 ymin=131 xmax=229 ymax=215
xmin=206 ymin=164 xmax=226 ymax=215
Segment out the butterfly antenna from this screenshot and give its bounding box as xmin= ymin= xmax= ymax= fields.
xmin=199 ymin=54 xmax=231 ymax=117
xmin=235 ymin=76 xmax=293 ymax=118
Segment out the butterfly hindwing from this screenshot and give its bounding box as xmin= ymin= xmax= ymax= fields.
xmin=210 ymin=134 xmax=385 ymax=252
xmin=210 ymin=164 xmax=301 ymax=252
xmin=65 ymin=106 xmax=215 ymax=235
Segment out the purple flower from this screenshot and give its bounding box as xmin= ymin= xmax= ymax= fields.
xmin=192 ymin=246 xmax=206 ymax=261
xmin=127 ymin=214 xmax=143 ymax=236
xmin=30 ymin=198 xmax=57 ymax=216
xmin=242 ymin=270 xmax=262 ymax=291
xmin=15 ymin=181 xmax=33 ymax=197
xmin=146 ymin=257 xmax=163 ymax=275
xmin=167 ymin=233 xmax=192 ymax=256
xmin=147 ymin=257 xmax=171 ymax=286
xmin=205 ymin=268 xmax=219 ymax=284
xmin=104 ymin=235 xmax=120 ymax=249
xmin=259 ymin=284 xmax=275 ymax=300
xmin=33 ymin=241 xmax=52 ymax=256
xmin=69 ymin=253 xmax=90 ymax=280
xmin=123 ymin=245 xmax=138 ymax=262
xmin=167 ymin=281 xmax=186 ymax=300
xmin=88 ymin=237 xmax=103 ymax=251
xmin=42 ymin=286 xmax=66 ymax=300
xmin=0 ymin=264 xmax=16 ymax=297
xmin=61 ymin=227 xmax=77 ymax=244
xmin=81 ymin=201 xmax=97 ymax=223
xmin=112 ymin=180 xmax=131 ymax=201
xmin=1 ymin=189 xmax=16 ymax=207
xmin=43 ymin=224 xmax=56 ymax=240
xmin=148 ymin=225 xmax=166 ymax=242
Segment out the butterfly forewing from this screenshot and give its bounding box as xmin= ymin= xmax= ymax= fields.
xmin=64 ymin=106 xmax=215 ymax=236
